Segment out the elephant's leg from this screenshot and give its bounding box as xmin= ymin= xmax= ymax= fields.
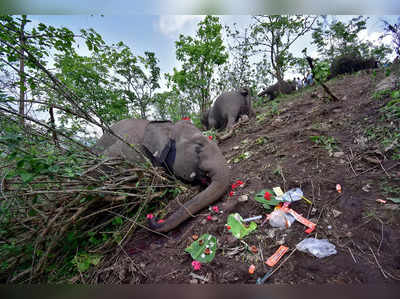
xmin=225 ymin=115 xmax=236 ymax=129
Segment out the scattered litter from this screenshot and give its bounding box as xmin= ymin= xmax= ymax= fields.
xmin=211 ymin=205 xmax=220 ymax=213
xmin=185 ymin=234 xmax=217 ymax=263
xmin=336 ymin=184 xmax=342 ymax=193
xmin=232 ymin=180 xmax=244 ymax=189
xmin=282 ymin=207 xmax=316 ymax=234
xmin=268 ymin=209 xmax=296 ymax=229
xmin=242 ymin=215 xmax=262 ymax=222
xmin=296 ymin=238 xmax=337 ymax=258
xmin=277 ymin=188 xmax=312 ymax=204
xmin=189 ymin=272 xmax=209 ymax=282
xmin=256 ymin=269 xmax=273 ymax=284
xmin=362 ymin=184 xmax=372 ymax=192
xmin=376 ymin=199 xmax=387 ymax=204
xmin=191 ymin=261 xmax=201 ymax=271
xmin=266 ymin=245 xmax=289 ymax=267
xmin=333 ymin=152 xmax=345 ymax=158
xmin=238 ymin=195 xmax=248 ymax=202
xmin=227 ymin=213 xmax=257 ymax=239
xmin=272 ymin=186 xmax=284 ymax=196
xmin=254 ymin=189 xmax=282 ymax=209
xmin=250 ymin=245 xmax=258 ymax=254
xmin=248 ymin=264 xmax=256 ymax=274
xmin=332 ymin=209 xmax=342 ymax=218
xmin=327 ymin=225 xmax=332 ymax=230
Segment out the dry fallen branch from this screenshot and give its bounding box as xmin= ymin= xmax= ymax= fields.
xmin=0 ymin=154 xmax=177 ymax=283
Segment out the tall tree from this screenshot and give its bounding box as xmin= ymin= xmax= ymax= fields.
xmin=383 ymin=17 xmax=400 ymax=59
xmin=111 ymin=43 xmax=160 ymax=119
xmin=168 ymin=15 xmax=228 ymax=114
xmin=312 ymin=16 xmax=369 ymax=59
xmin=248 ymin=15 xmax=318 ymax=83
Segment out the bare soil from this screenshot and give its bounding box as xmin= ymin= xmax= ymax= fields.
xmin=96 ymin=68 xmax=400 ymax=284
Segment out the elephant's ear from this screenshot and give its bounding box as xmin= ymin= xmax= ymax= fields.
xmin=142 ymin=121 xmax=174 ymax=166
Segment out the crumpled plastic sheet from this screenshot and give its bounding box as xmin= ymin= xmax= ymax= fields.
xmin=296 ymin=238 xmax=337 ymax=258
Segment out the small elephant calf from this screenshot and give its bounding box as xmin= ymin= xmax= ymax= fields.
xmin=201 ymin=87 xmax=256 ymax=131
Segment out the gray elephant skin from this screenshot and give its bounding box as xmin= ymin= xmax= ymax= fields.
xmin=329 ymin=54 xmax=378 ymax=79
xmin=258 ymin=80 xmax=296 ymax=101
xmin=94 ymin=119 xmax=231 ymax=233
xmin=201 ymin=87 xmax=256 ymax=131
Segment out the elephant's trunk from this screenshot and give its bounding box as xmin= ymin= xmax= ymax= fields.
xmin=149 ymin=167 xmax=231 ymax=233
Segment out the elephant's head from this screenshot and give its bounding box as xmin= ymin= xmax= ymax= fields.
xmin=239 ymin=87 xmax=256 ymax=119
xmin=142 ymin=120 xmax=231 ymax=232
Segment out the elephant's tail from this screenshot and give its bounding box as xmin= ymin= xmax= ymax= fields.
xmin=148 ymin=171 xmax=231 ymax=233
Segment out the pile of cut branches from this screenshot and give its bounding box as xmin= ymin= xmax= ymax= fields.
xmin=0 ymin=149 xmax=178 ymax=283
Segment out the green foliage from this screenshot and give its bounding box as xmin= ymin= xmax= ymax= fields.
xmin=312 ymin=16 xmax=392 ymax=64
xmin=232 ymin=151 xmax=251 ymax=163
xmin=72 ymin=253 xmax=102 ymax=272
xmin=226 ymin=213 xmax=257 ymax=239
xmin=111 ymin=44 xmax=161 ymax=119
xmin=168 ymin=15 xmax=228 ymax=114
xmin=309 ymin=135 xmax=338 ymax=154
xmin=313 ymin=60 xmax=331 ymax=82
xmin=381 ymin=90 xmax=400 ymax=120
xmin=383 ymin=17 xmax=400 ymax=59
xmin=185 ymin=234 xmax=217 ymax=263
xmin=367 ymin=88 xmax=400 ymax=160
xmin=249 ymin=15 xmax=318 ymax=82
xmin=312 ymin=16 xmax=368 ymax=59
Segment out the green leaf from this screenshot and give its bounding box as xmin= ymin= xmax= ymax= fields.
xmin=227 ymin=213 xmax=257 ymax=239
xmin=72 ymin=254 xmax=102 ymax=272
xmin=387 ymin=198 xmax=400 ymax=204
xmin=185 ymin=233 xmax=217 ymax=263
xmin=19 ymin=171 xmax=34 ymax=183
xmin=112 ymin=216 xmax=123 ymax=226
xmin=253 ymin=189 xmax=281 ymax=210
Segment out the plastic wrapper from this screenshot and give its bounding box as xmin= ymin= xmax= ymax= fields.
xmin=277 ymin=187 xmax=303 ymax=202
xmin=296 ymin=238 xmax=337 ymax=258
xmin=268 ymin=209 xmax=296 ymax=228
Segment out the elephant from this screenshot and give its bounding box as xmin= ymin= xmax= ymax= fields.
xmin=329 ymin=55 xmax=378 ymax=79
xmin=201 ymin=87 xmax=256 ymax=131
xmin=94 ymin=119 xmax=231 ymax=233
xmin=258 ymin=80 xmax=297 ymax=101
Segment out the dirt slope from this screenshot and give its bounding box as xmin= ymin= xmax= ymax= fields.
xmin=97 ymin=68 xmax=400 ymax=284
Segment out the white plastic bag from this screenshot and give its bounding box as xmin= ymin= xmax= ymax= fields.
xmin=277 ymin=187 xmax=303 ymax=203
xmin=296 ymin=238 xmax=337 ymax=258
xmin=269 ymin=209 xmax=296 ymax=228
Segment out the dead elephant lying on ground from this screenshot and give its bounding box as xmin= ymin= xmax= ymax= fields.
xmin=329 ymin=55 xmax=378 ymax=79
xmin=258 ymin=80 xmax=297 ymax=101
xmin=94 ymin=119 xmax=231 ymax=233
xmin=201 ymin=87 xmax=256 ymax=131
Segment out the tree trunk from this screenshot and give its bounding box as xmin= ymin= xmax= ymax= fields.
xmin=49 ymin=104 xmax=59 ymax=148
xmin=306 ymin=56 xmax=339 ymax=102
xmin=19 ymin=15 xmax=27 ymax=126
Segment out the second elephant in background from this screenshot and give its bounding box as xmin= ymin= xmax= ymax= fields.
xmin=201 ymin=87 xmax=256 ymax=131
